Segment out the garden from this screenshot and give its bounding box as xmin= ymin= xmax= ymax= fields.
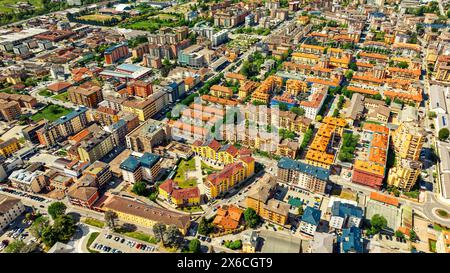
xmin=31 ymin=104 xmax=72 ymax=122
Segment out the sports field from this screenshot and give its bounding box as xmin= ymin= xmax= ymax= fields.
xmin=77 ymin=13 xmax=122 ymax=22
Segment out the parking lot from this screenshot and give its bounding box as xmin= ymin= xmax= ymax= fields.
xmin=0 ymin=211 xmax=39 ymax=253
xmin=91 ymin=231 xmax=159 ymax=253
xmin=0 ymin=187 xmax=50 ymax=205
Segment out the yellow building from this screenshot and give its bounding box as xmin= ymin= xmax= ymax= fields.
xmin=285 ymin=79 xmax=308 ymax=96
xmin=387 ymin=159 xmax=422 ymax=192
xmin=245 ymin=174 xmax=289 ymax=225
xmin=158 ymin=180 xmax=200 ymax=207
xmin=297 ymin=16 xmax=310 ymax=25
xmin=102 ymin=195 xmax=191 ymax=235
xmin=77 ymin=131 xmax=115 ymax=162
xmin=391 ymin=122 xmax=425 ymax=161
xmin=192 ymin=139 xmax=240 ymax=167
xmin=0 ymin=138 xmax=20 ymax=157
xmin=292 ymin=52 xmax=320 ymax=65
xmin=122 ymin=91 xmax=167 ymax=122
xmin=205 ymin=157 xmax=255 ymax=199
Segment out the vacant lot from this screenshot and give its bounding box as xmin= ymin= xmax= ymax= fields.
xmin=31 ymin=104 xmax=72 ymax=122
xmin=78 ymin=14 xmax=122 ymax=22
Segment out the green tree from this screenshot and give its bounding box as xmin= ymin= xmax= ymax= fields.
xmin=104 ymin=210 xmax=118 ymax=229
xmin=189 ymin=239 xmax=201 ymax=253
xmin=131 ymin=181 xmax=149 ymax=196
xmin=291 ymin=107 xmax=305 ymax=116
xmin=30 ymin=216 xmax=49 ymax=238
xmin=369 ymin=214 xmax=387 ymax=235
xmin=198 ymin=217 xmax=213 ymax=235
xmin=439 ymin=128 xmax=450 ymax=141
xmin=316 ymin=115 xmax=323 ymax=122
xmin=4 ymin=240 xmax=26 ymax=253
xmin=395 ymin=230 xmax=405 ymax=239
xmin=164 ymin=225 xmax=182 ymax=247
xmin=397 ymin=61 xmax=409 ymax=69
xmin=47 ymin=202 xmax=67 ymax=220
xmin=52 ymin=214 xmax=77 ymax=242
xmin=153 ymin=222 xmax=167 ymax=246
xmin=297 ymin=206 xmax=304 ymax=216
xmin=243 ymin=208 xmax=260 ymax=228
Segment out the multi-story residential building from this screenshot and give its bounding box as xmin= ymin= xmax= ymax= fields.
xmin=9 ymin=169 xmax=47 ymax=193
xmin=299 ymin=206 xmax=321 ymax=237
xmin=192 ymin=139 xmax=244 ymax=168
xmin=277 ymin=157 xmax=329 ymax=194
xmin=435 ymin=55 xmax=450 ymax=82
xmin=0 ymin=138 xmax=20 ymax=157
xmin=213 ymin=205 xmax=243 ymax=231
xmin=126 ymin=118 xmax=170 ymax=153
xmin=126 ymin=80 xmax=153 ymax=98
xmin=67 ymin=183 xmax=99 ymax=209
xmin=329 ymin=201 xmax=363 ymax=230
xmin=391 ymin=122 xmax=425 ymax=162
xmin=211 ymin=29 xmax=229 ymax=47
xmin=214 ymin=8 xmax=249 ymax=28
xmin=77 ymin=131 xmax=115 ymax=163
xmin=101 ymin=195 xmax=191 ymax=234
xmin=68 ymin=82 xmax=103 ymax=108
xmin=120 ymin=152 xmax=161 ymax=184
xmin=0 ymin=100 xmax=21 ymax=121
xmin=22 ymin=120 xmax=47 ymax=144
xmin=0 ymin=194 xmax=25 ymax=231
xmin=436 ymin=230 xmax=450 ymax=253
xmin=36 ymin=107 xmax=89 ymax=147
xmin=387 ymin=159 xmax=422 ymax=192
xmin=82 ymin=161 xmax=112 ymax=188
xmin=339 ymin=226 xmax=364 ymax=253
xmin=0 ymin=93 xmax=36 ymax=108
xmin=205 ymin=157 xmax=255 ymax=198
xmin=210 ymin=85 xmax=233 ymax=98
xmin=104 ymin=43 xmax=130 ymax=65
xmin=158 ymin=179 xmax=200 ymax=207
xmin=300 ymin=88 xmax=327 ymax=120
xmin=122 ymin=91 xmax=169 ymax=122
xmin=246 ymin=174 xmax=290 ymax=225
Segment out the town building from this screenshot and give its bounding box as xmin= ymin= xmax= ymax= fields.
xmin=158 ymin=179 xmax=200 ymax=207
xmin=299 ymin=206 xmax=321 ymax=237
xmin=0 ymin=194 xmax=25 ymax=231
xmin=277 ymin=157 xmax=329 ymax=194
xmin=101 ymin=195 xmax=191 ymax=234
xmin=0 ymin=138 xmax=20 ymax=158
xmin=329 ymin=201 xmax=363 ymax=230
xmin=339 ymin=226 xmax=364 ymax=253
xmin=126 ymin=118 xmax=171 ymax=153
xmin=120 ymin=152 xmax=161 ymax=184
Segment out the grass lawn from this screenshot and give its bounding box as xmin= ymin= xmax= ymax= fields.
xmin=87 ymin=232 xmax=100 ymax=253
xmin=31 ymin=104 xmax=72 ymax=122
xmin=0 ymin=0 xmax=44 ymax=13
xmin=436 ymin=209 xmax=449 ymax=219
xmin=173 ymin=158 xmax=197 ymax=188
xmin=52 ymin=91 xmax=69 ymax=102
xmin=38 ymin=89 xmax=53 ymax=97
xmin=201 ymin=161 xmax=220 ymax=173
xmin=428 ymin=239 xmax=437 ymax=253
xmin=178 ymin=206 xmax=203 ymax=213
xmin=116 ymin=230 xmax=159 ymax=244
xmin=151 ymin=13 xmax=178 ymax=20
xmin=433 ymin=224 xmax=450 ymax=232
xmin=83 ymin=218 xmax=105 ymax=228
xmin=78 ymin=14 xmax=122 ymax=22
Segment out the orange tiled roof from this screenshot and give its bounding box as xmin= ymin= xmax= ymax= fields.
xmin=370 ymin=192 xmax=399 ymax=206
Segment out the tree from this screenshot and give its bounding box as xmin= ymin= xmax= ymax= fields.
xmin=153 ymin=223 xmax=166 ymax=246
xmin=297 ymin=206 xmax=304 ymax=216
xmin=369 ymin=214 xmax=387 ymax=235
xmin=315 ymin=115 xmax=323 ymax=122
xmin=131 ymin=181 xmax=149 ymax=196
xmin=104 ymin=210 xmax=118 ymax=229
xmin=165 ymin=225 xmax=182 ymax=247
xmin=52 ymin=214 xmax=77 ymax=243
xmin=397 ymin=61 xmax=409 ymax=69
xmin=189 ymin=239 xmax=201 ymax=253
xmin=243 ymin=208 xmax=260 ymax=228
xmin=4 ymin=240 xmax=26 ymax=253
xmin=198 ymin=217 xmax=213 ymax=235
xmin=47 ymin=202 xmax=67 ymax=220
xmin=395 ymin=230 xmax=405 ymax=239
xmin=439 ymin=128 xmax=450 ymax=141
xmin=291 ymin=107 xmax=305 ymax=116
xmin=41 ymin=226 xmax=59 ymax=247
xmin=30 ymin=216 xmax=50 ymax=238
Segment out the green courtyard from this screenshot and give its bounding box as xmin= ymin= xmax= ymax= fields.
xmin=31 ymin=104 xmax=72 ymax=122
xmin=173 ymin=158 xmax=197 ymax=188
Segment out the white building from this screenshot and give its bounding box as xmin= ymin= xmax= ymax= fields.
xmin=211 ymin=29 xmax=229 ymax=47
xmin=9 ymin=169 xmax=47 ymax=193
xmin=300 ymin=88 xmax=327 ymax=120
xmin=329 ymin=201 xmax=363 ymax=230
xmin=0 ymin=194 xmax=25 ymax=231
xmin=429 ymin=85 xmax=448 ymax=114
